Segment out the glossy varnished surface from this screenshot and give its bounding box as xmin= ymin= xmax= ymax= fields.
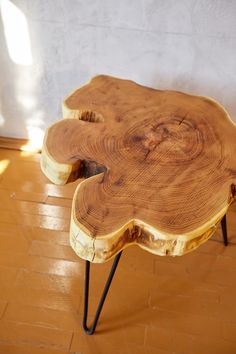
xmin=41 ymin=75 xmax=236 ymax=262
xmin=1 ymin=148 xmax=236 ymax=353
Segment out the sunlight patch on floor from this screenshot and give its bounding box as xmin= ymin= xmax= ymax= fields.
xmin=0 ymin=159 xmax=10 ymax=175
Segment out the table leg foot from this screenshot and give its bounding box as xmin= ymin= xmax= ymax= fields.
xmin=82 ymin=251 xmax=122 ymax=335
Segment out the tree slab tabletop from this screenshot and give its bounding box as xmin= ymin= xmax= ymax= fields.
xmin=41 ymin=75 xmax=236 ymax=262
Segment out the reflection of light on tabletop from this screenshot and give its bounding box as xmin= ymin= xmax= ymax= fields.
xmin=0 ymin=159 xmax=10 ymax=175
xmin=0 ymin=0 xmax=32 ymax=65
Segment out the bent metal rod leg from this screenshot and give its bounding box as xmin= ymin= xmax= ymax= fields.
xmin=82 ymin=214 xmax=227 ymax=335
xmin=221 ymin=214 xmax=228 ymax=246
xmin=83 ymin=251 xmax=122 ymax=335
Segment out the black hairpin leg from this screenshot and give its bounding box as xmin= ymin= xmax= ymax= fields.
xmin=83 ymin=251 xmax=122 ymax=335
xmin=221 ymin=214 xmax=228 ymax=246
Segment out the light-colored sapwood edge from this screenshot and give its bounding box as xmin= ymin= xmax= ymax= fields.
xmin=41 ymin=75 xmax=236 ymax=263
xmin=40 ymin=126 xmax=80 ymax=185
xmin=62 ymin=76 xmax=108 ymax=119
xmin=41 ymin=138 xmax=235 ymax=262
xmin=69 ymin=176 xmax=235 ymax=263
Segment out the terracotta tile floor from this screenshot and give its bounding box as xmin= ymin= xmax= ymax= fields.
xmin=0 ymin=148 xmax=236 ymax=354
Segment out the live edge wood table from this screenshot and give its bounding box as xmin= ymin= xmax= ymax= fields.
xmin=41 ymin=75 xmax=236 ymax=335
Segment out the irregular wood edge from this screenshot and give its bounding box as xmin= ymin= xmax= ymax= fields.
xmin=62 ymin=100 xmax=81 ymax=119
xmin=62 ymin=75 xmax=101 ymax=119
xmin=62 ymin=75 xmax=236 ymax=129
xmin=62 ymin=74 xmax=143 ymax=119
xmin=41 ymin=135 xmax=234 ymax=262
xmin=197 ymin=95 xmax=236 ymax=126
xmin=40 ymin=126 xmax=81 ymax=185
xmin=69 ymin=178 xmax=235 ymax=263
xmin=45 ymin=76 xmax=236 ymax=262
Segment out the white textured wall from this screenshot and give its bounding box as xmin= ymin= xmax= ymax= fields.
xmin=0 ymin=0 xmax=236 ymax=141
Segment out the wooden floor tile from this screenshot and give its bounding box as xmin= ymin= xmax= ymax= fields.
xmin=15 ymin=269 xmax=82 ymax=295
xmin=0 ymin=301 xmax=7 ymax=318
xmin=191 ymin=335 xmax=236 ymax=354
xmin=46 ymin=196 xmax=72 ymax=208
xmin=4 ymin=303 xmax=80 ymax=331
xmin=71 ymin=331 xmax=126 ymax=354
xmin=26 ymin=255 xmax=83 ymax=277
xmin=0 ymin=343 xmax=68 ymax=354
xmin=1 ymin=198 xmax=72 ymax=219
xmin=22 ymin=227 xmax=70 ymax=246
xmin=0 ymin=251 xmax=28 ymax=268
xmin=0 ymin=147 xmax=236 ymax=354
xmin=0 ymin=231 xmax=29 ymax=253
xmin=0 ymin=211 xmax=70 ymax=231
xmin=0 ymin=321 xmax=72 ymax=352
xmin=8 ymin=287 xmax=78 ymax=313
xmin=221 ymin=321 xmax=236 ymax=343
xmin=29 ymin=241 xmax=78 ymax=262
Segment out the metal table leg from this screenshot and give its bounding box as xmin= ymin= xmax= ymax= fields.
xmin=221 ymin=214 xmax=228 ymax=246
xmin=82 ymin=215 xmax=228 ymax=335
xmin=82 ymin=251 xmax=122 ymax=335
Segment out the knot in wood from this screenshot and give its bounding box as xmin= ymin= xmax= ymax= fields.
xmin=41 ymin=75 xmax=236 ymax=262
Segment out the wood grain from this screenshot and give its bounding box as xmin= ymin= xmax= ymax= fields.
xmin=41 ymin=75 xmax=236 ymax=262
